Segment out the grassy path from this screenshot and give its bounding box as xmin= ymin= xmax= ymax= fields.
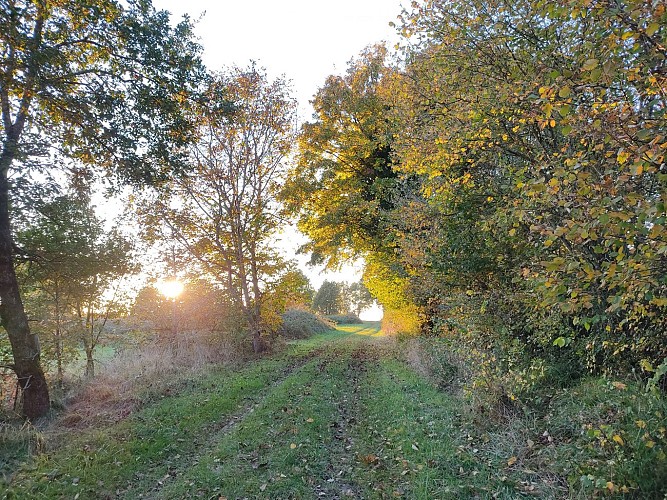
xmin=4 ymin=324 xmax=516 ymax=499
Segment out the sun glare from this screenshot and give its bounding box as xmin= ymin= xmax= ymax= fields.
xmin=157 ymin=279 xmax=184 ymax=299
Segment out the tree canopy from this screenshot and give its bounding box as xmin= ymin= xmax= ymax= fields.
xmin=138 ymin=66 xmax=298 ymax=353
xmin=288 ymin=0 xmax=666 ymax=374
xmin=0 ymin=0 xmax=204 ymax=418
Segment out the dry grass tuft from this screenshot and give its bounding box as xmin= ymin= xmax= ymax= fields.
xmin=57 ymin=329 xmax=243 ymax=431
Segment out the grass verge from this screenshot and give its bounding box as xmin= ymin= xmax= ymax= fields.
xmin=412 ymin=336 xmax=667 ymax=498
xmin=3 ymin=330 xmax=350 ymax=499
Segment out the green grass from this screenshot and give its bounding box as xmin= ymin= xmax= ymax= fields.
xmin=347 ymin=357 xmax=522 ymax=498
xmin=336 ymin=321 xmax=383 ymax=336
xmin=4 ymin=330 xmax=349 ymax=498
xmin=152 ymin=345 xmax=361 ymax=498
xmin=63 ymin=345 xmax=117 ymax=377
xmin=4 ymin=323 xmax=664 ymax=498
xmin=278 ymin=308 xmax=335 ymax=339
xmin=0 ymin=419 xmax=42 ymax=486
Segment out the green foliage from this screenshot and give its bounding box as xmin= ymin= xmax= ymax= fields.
xmin=16 ymin=194 xmax=135 ymax=379
xmin=391 ymin=0 xmax=667 ymax=374
xmin=325 ymin=313 xmax=362 ymax=325
xmin=271 ymin=268 xmax=315 ymax=309
xmin=417 ymin=334 xmax=667 ymax=497
xmin=0 ymin=0 xmax=205 ymax=418
xmin=259 ymin=268 xmax=316 ymax=335
xmin=4 ymin=326 xmax=666 ymax=497
xmin=276 ymin=308 xmax=334 ymax=339
xmin=0 ymin=0 xmax=205 ymax=183
xmin=311 ymin=280 xmax=349 ymax=316
xmin=347 ymin=281 xmax=374 ymax=316
xmin=281 ymin=45 xmax=401 ymax=268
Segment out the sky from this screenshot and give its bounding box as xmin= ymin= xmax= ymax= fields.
xmin=149 ymin=0 xmax=408 ymax=319
xmin=153 ymin=0 xmax=405 ymax=118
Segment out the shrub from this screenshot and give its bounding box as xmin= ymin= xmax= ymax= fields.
xmin=418 ymin=331 xmax=667 ymax=498
xmin=277 ymin=309 xmax=334 ymax=339
xmin=325 ymin=313 xmax=362 ymax=325
xmin=381 ymin=307 xmax=420 ymax=336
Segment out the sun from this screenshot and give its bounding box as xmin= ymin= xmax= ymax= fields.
xmin=156 ymin=279 xmax=184 ymax=299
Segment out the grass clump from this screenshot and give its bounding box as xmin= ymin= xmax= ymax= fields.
xmin=57 ymin=329 xmax=244 ymax=431
xmin=0 ymin=417 xmax=43 ymax=485
xmin=277 ymin=308 xmax=334 ymax=339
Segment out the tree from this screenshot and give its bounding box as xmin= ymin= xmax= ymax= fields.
xmin=268 ymin=268 xmax=314 ymax=309
xmin=312 ymin=281 xmax=349 ymax=316
xmin=347 ymin=280 xmax=373 ymax=317
xmin=280 ymin=45 xmax=416 ymax=329
xmin=0 ymin=0 xmax=203 ymax=418
xmin=133 ymin=278 xmax=234 ymax=333
xmin=392 ymin=0 xmax=667 ymax=370
xmin=18 ymin=194 xmax=134 ymax=379
xmin=139 ymin=66 xmax=297 ymax=353
xmin=281 ymin=45 xmax=401 ymax=267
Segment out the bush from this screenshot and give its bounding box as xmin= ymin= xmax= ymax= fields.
xmin=277 ymin=309 xmax=334 ymax=339
xmin=381 ymin=306 xmax=420 ymax=336
xmin=417 ymin=332 xmax=667 ymax=498
xmin=325 ymin=313 xmax=362 ymax=325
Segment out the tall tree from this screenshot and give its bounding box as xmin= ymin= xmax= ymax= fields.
xmin=281 ymin=45 xmax=401 ymax=267
xmin=0 ymin=0 xmax=204 ymax=418
xmin=312 ymin=281 xmax=349 ymax=316
xmin=281 ymin=45 xmax=422 ymax=328
xmin=139 ymin=66 xmax=297 ymax=353
xmin=347 ymin=280 xmax=374 ymax=317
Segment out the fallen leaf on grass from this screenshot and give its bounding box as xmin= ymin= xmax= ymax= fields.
xmin=359 ymin=454 xmax=379 ymax=465
xmin=507 ymin=456 xmax=518 ymax=466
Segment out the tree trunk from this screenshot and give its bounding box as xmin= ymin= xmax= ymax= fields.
xmin=82 ymin=306 xmax=95 ymax=378
xmin=55 ymin=286 xmax=64 ymax=388
xmin=55 ymin=326 xmax=63 ymax=388
xmin=0 ymin=5 xmax=49 ymax=420
xmin=249 ymin=241 xmax=265 ymax=354
xmin=251 ymin=328 xmax=265 ymax=354
xmin=0 ymin=163 xmax=49 ymax=420
xmin=84 ymin=346 xmax=95 ymax=378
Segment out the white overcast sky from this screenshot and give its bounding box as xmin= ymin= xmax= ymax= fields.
xmin=148 ymin=1 xmax=406 ymax=318
xmin=154 ymin=0 xmax=405 ymax=118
